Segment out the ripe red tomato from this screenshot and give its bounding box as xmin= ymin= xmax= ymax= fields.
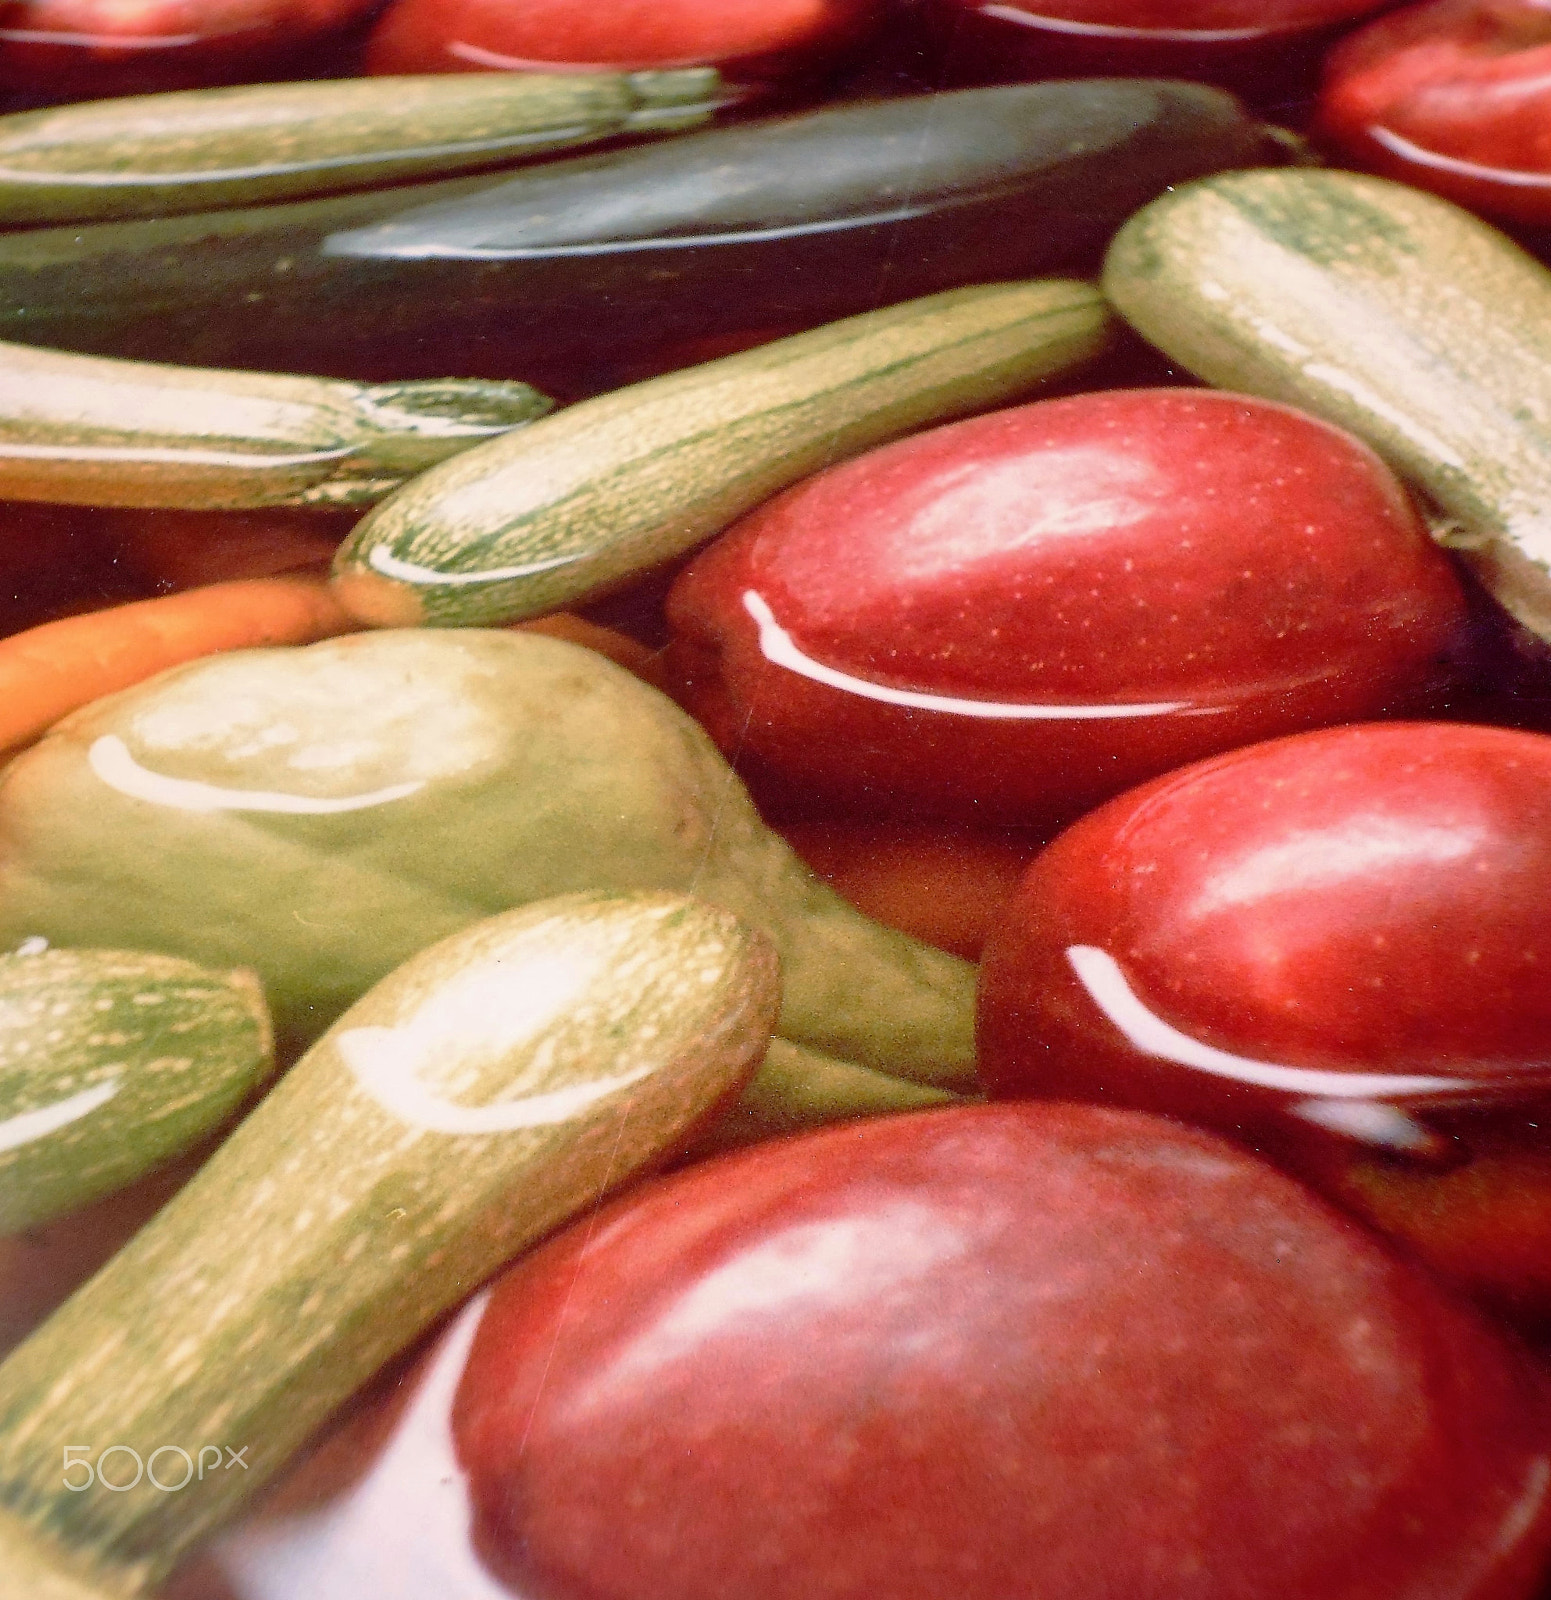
xmin=666 ymin=388 xmax=1467 ymax=825
xmin=978 ymin=719 xmax=1551 ymax=1306
xmin=1319 ymin=0 xmax=1551 ymax=226
xmin=454 ymin=1102 xmax=1551 ymax=1600
xmin=364 ymin=0 xmax=879 ymax=86
xmin=0 ymin=0 xmax=376 ymax=93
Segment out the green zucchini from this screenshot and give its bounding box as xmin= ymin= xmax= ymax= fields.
xmin=0 ymin=70 xmax=721 ymax=226
xmin=0 ymin=629 xmax=977 ymax=1086
xmin=0 ymin=944 xmax=271 ymax=1232
xmin=0 ymin=344 xmax=548 ymax=510
xmin=0 ymin=80 xmax=1278 ymax=382
xmin=1102 ymin=167 xmax=1551 ymax=642
xmin=0 ymin=892 xmax=776 ymax=1595
xmin=331 ymin=279 xmax=1116 ymax=627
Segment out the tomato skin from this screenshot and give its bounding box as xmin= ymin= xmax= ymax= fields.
xmin=364 ymin=0 xmax=881 ymax=87
xmin=0 ymin=0 xmax=377 ymax=93
xmin=1318 ymin=0 xmax=1551 ymax=226
xmin=454 ymin=1102 xmax=1551 ymax=1600
xmin=978 ymin=720 xmax=1551 ymax=1305
xmin=665 ymin=388 xmax=1468 ymax=826
xmin=909 ymin=0 xmax=1396 ymax=87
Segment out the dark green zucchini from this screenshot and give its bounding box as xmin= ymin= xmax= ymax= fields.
xmin=0 ymin=80 xmax=1282 ymax=388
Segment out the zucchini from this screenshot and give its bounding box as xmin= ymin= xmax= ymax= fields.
xmin=0 ymin=629 xmax=977 ymax=1085
xmin=0 ymin=893 xmax=776 ymax=1595
xmin=0 ymin=80 xmax=1280 ymax=383
xmin=1102 ymin=168 xmax=1551 ymax=642
xmin=331 ymin=279 xmax=1116 ymax=627
xmin=0 ymin=945 xmax=271 ymax=1232
xmin=0 ymin=71 xmax=721 ymax=226
xmin=0 ymin=345 xmax=548 ymax=510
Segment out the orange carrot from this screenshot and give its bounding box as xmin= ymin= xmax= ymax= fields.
xmin=0 ymin=575 xmax=359 ymax=756
xmin=511 ymin=611 xmax=664 ymax=685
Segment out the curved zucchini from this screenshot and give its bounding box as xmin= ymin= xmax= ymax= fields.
xmin=0 ymin=80 xmax=1279 ymax=382
xmin=0 ymin=344 xmax=548 ymax=510
xmin=0 ymin=893 xmax=777 ymax=1593
xmin=0 ymin=70 xmax=721 ymax=227
xmin=1102 ymin=168 xmax=1551 ymax=642
xmin=0 ymin=944 xmax=271 ymax=1232
xmin=331 ymin=279 xmax=1115 ymax=627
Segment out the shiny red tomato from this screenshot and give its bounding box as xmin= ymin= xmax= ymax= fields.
xmin=1319 ymin=0 xmax=1551 ymax=226
xmin=978 ymin=719 xmax=1551 ymax=1304
xmin=364 ymin=0 xmax=879 ymax=85
xmin=454 ymin=1102 xmax=1551 ymax=1600
xmin=665 ymin=388 xmax=1467 ymax=825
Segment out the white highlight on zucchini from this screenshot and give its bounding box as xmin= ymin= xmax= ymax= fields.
xmin=1367 ymin=125 xmax=1551 ymax=191
xmin=0 ymin=439 xmax=356 ymax=469
xmin=88 ymin=735 xmax=425 ymax=814
xmin=366 ymin=544 xmax=580 ymax=586
xmin=0 ymin=127 xmax=602 ymax=189
xmin=336 ymin=1026 xmax=652 ymax=1136
xmin=1065 ymin=943 xmax=1470 ymax=1099
xmin=0 ymin=1076 xmax=121 ymax=1154
xmin=744 ymin=590 xmax=1194 ymax=719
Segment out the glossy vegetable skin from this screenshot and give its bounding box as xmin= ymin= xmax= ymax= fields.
xmin=665 ymin=387 xmax=1467 ymax=824
xmin=1103 ymin=167 xmax=1551 ymax=643
xmin=364 ymin=0 xmax=881 ymax=89
xmin=0 ymin=80 xmax=1280 ymax=386
xmin=454 ymin=1102 xmax=1551 ymax=1600
xmin=0 ymin=70 xmax=722 ymax=225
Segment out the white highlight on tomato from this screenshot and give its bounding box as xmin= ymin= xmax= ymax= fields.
xmin=1065 ymin=942 xmax=1470 ymax=1099
xmin=1368 ymin=124 xmax=1551 ymax=190
xmin=744 ymin=589 xmax=1194 ymax=719
xmin=88 ymin=734 xmax=425 ymax=813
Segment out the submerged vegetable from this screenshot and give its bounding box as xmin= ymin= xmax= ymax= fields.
xmin=0 ymin=343 xmax=549 ymax=511
xmin=0 ymin=80 xmax=1279 ymax=382
xmin=0 ymin=70 xmax=722 ymax=226
xmin=1102 ymin=167 xmax=1551 ymax=642
xmin=0 ymin=945 xmax=271 ymax=1232
xmin=331 ymin=279 xmax=1116 ymax=628
xmin=0 ymin=629 xmax=978 ymax=1084
xmin=0 ymin=891 xmax=777 ymax=1594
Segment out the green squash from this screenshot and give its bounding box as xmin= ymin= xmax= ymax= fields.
xmin=0 ymin=630 xmax=976 ymax=1087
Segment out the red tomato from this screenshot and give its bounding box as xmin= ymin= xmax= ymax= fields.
xmin=364 ymin=0 xmax=879 ymax=85
xmin=1319 ymin=0 xmax=1551 ymax=226
xmin=454 ymin=1102 xmax=1551 ymax=1600
xmin=665 ymin=388 xmax=1467 ymax=825
xmin=0 ymin=0 xmax=377 ymax=92
xmin=910 ymin=0 xmax=1395 ymax=85
xmin=978 ymin=719 xmax=1551 ymax=1306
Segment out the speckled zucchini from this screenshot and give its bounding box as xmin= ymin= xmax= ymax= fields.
xmin=331 ymin=278 xmax=1116 ymax=627
xmin=0 ymin=944 xmax=271 ymax=1232
xmin=0 ymin=80 xmax=1277 ymax=382
xmin=0 ymin=70 xmax=721 ymax=226
xmin=1102 ymin=167 xmax=1551 ymax=642
xmin=0 ymin=892 xmax=777 ymax=1596
xmin=0 ymin=343 xmax=548 ymax=510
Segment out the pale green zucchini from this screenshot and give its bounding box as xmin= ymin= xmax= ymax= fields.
xmin=0 ymin=891 xmax=777 ymax=1595
xmin=0 ymin=630 xmax=977 ymax=1086
xmin=0 ymin=70 xmax=720 ymax=226
xmin=690 ymin=1036 xmax=963 ymax=1157
xmin=331 ymin=278 xmax=1117 ymax=627
xmin=0 ymin=944 xmax=271 ymax=1232
xmin=1102 ymin=168 xmax=1551 ymax=642
xmin=0 ymin=344 xmax=549 ymax=511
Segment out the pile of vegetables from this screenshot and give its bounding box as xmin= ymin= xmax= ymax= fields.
xmin=3 ymin=4 xmax=1551 ymax=1599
